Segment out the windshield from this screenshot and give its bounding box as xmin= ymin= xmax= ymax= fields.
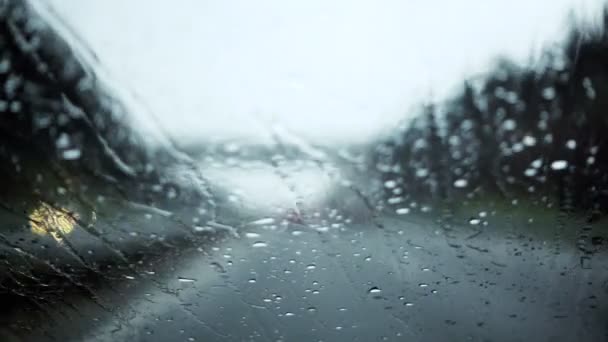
xmin=0 ymin=1 xmax=607 ymax=341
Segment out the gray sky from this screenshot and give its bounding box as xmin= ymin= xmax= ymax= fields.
xmin=45 ymin=0 xmax=602 ymax=145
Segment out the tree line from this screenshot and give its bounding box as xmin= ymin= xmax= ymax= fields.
xmin=374 ymin=9 xmax=608 ymax=217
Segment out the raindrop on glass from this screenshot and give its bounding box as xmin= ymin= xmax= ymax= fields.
xmin=368 ymin=286 xmax=382 ymax=294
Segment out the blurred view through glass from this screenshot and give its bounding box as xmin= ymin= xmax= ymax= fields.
xmin=0 ymin=1 xmax=607 ymax=341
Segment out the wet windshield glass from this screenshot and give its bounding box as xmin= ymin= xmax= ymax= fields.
xmin=0 ymin=1 xmax=607 ymax=341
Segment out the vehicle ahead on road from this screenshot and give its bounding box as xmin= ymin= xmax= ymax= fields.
xmin=0 ymin=1 xmax=607 ymax=341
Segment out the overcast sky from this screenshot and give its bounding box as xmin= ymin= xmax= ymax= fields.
xmin=44 ymin=0 xmax=602 ymax=145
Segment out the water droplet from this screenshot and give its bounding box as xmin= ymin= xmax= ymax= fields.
xmin=368 ymin=286 xmax=382 ymax=294
xmin=453 ymin=179 xmax=468 ymax=188
xmin=566 ymin=139 xmax=577 ymax=150
xmin=316 ymin=226 xmax=329 ymax=233
xmin=531 ymin=159 xmax=543 ymax=168
xmin=542 ymin=87 xmax=556 ymax=100
xmin=590 ymin=145 xmax=599 ymax=154
xmin=56 ymin=133 xmax=70 ymax=148
xmin=245 ymin=232 xmax=261 ymax=238
xmin=284 ymin=312 xmax=295 ymax=317
xmin=550 ymin=160 xmax=568 ymax=171
xmin=252 ymin=241 xmax=268 ymax=248
xmin=512 ymin=143 xmax=524 ymax=153
xmin=251 ymin=218 xmax=275 ymax=225
xmin=166 ymin=186 xmax=178 ymax=199
xmin=178 ymin=277 xmax=197 ymax=283
xmin=415 ymin=168 xmax=429 ymax=178
xmin=469 ymin=218 xmax=481 ymax=225
xmin=306 ymin=264 xmax=317 ymax=270
xmin=522 ymin=135 xmax=537 ymax=146
xmin=193 ymin=226 xmax=211 ymax=233
xmin=384 ymin=180 xmax=397 ymax=189
xmin=388 ymin=197 xmax=404 ymax=204
xmin=210 ymin=262 xmax=226 ymax=273
xmin=62 ymin=148 xmax=81 ymax=160
xmin=396 ymin=208 xmax=410 ymax=215
xmin=418 ymin=283 xmax=429 ymax=288
xmin=502 ymin=119 xmax=517 ymax=130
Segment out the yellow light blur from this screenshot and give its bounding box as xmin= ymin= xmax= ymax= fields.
xmin=29 ymin=202 xmax=76 ymax=243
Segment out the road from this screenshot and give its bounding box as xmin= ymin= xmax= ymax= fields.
xmin=7 ymin=210 xmax=606 ymax=342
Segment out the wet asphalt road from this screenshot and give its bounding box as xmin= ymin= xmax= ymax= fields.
xmin=17 ymin=212 xmax=606 ymax=342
